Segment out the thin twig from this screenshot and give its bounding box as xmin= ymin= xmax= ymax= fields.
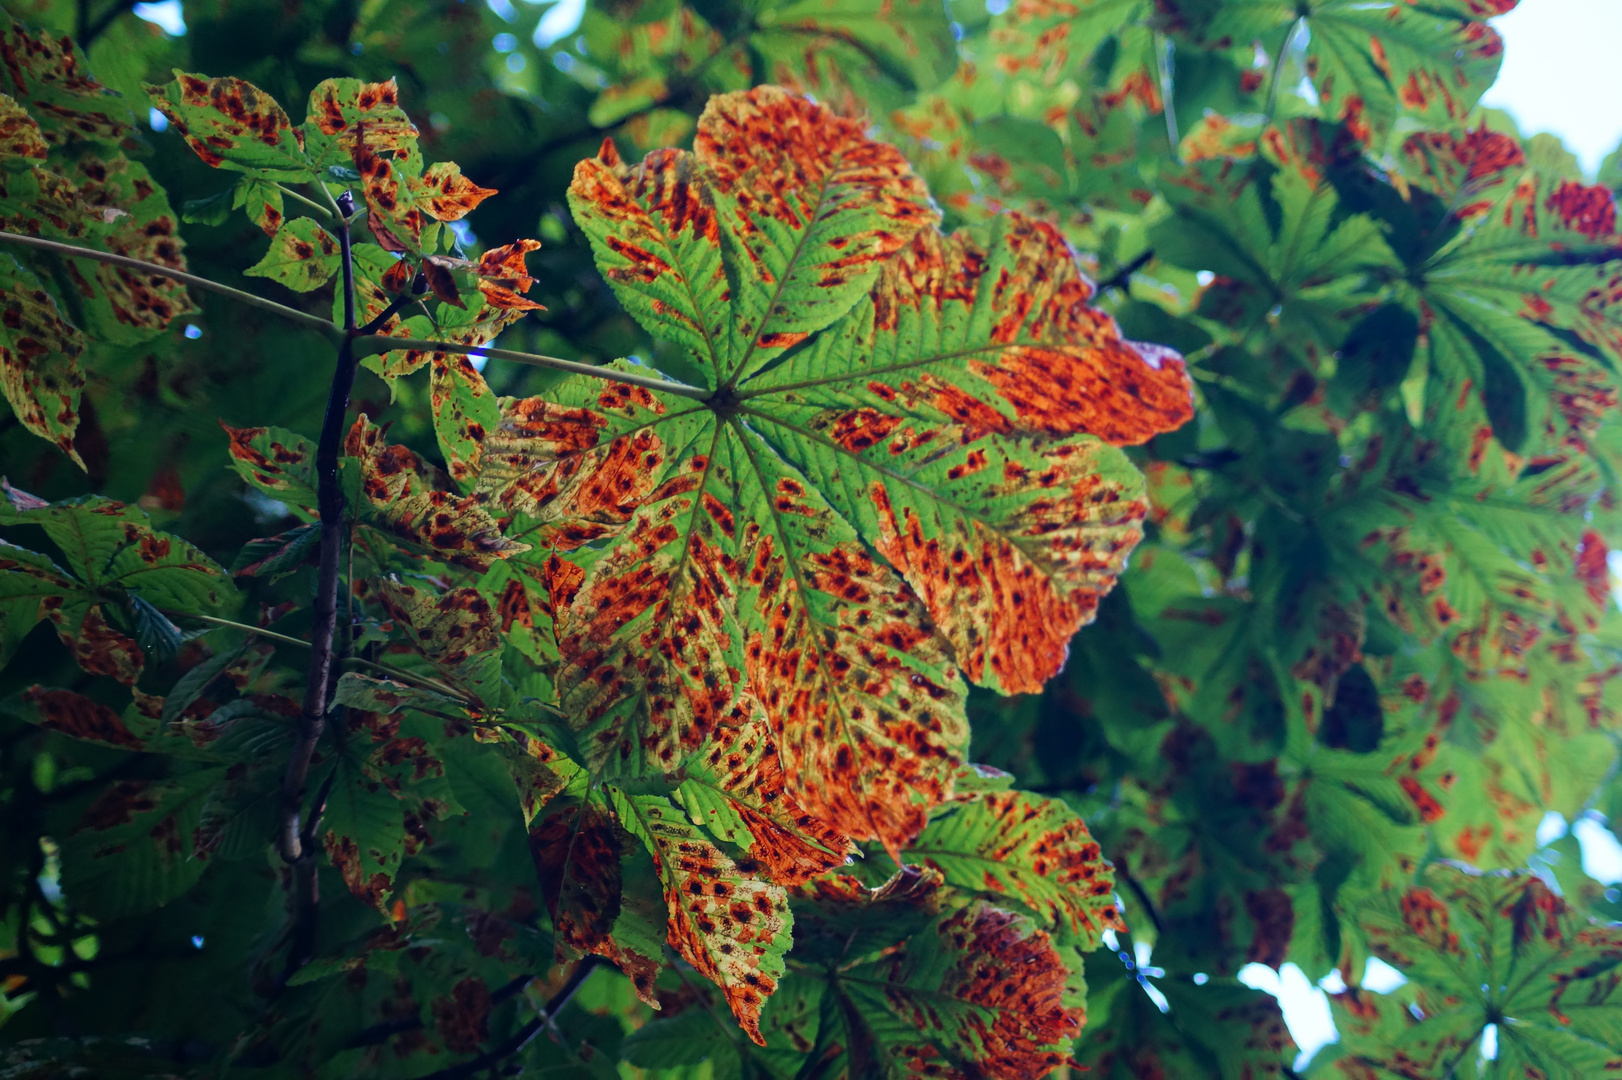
xmin=273 ymin=183 xmax=336 ymax=221
xmin=345 ymin=658 xmax=466 ymax=701
xmin=1155 ymin=32 xmax=1180 ymax=156
xmin=352 ymin=335 xmax=709 ymax=400
xmin=161 ymin=612 xmax=459 ymax=697
xmin=79 ymin=0 xmax=138 ymax=49
xmin=1096 ymin=249 xmax=1155 ymax=295
xmin=0 ymin=232 xmax=700 ymax=398
xmin=158 ymin=611 xmax=312 ymax=651
xmin=0 ymin=232 xmax=340 ymax=340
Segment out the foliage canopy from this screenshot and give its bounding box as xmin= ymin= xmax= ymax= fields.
xmin=1 ymin=0 xmax=1621 ymax=1077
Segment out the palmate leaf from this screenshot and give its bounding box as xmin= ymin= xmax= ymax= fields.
xmin=775 ymin=875 xmax=1084 ymax=1080
xmin=1313 ymin=864 xmax=1622 ymax=1078
xmin=0 ymin=484 xmax=234 ymax=685
xmin=1162 ymin=0 xmax=1513 ymax=145
xmin=477 ymin=86 xmax=1189 ymax=863
xmin=1075 ymin=949 xmax=1297 ymax=1079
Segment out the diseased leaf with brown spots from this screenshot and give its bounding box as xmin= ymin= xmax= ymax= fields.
xmin=243 ymin=217 xmax=340 ymax=292
xmin=789 ymin=879 xmax=1083 ymax=1080
xmin=62 ymin=154 xmax=193 ymax=343
xmin=612 ymin=788 xmax=793 ymax=1046
xmin=146 ymin=71 xmax=308 ymax=180
xmin=0 ymin=92 xmax=46 ymax=159
xmin=746 ymin=223 xmax=1181 ymax=693
xmin=345 ymin=415 xmax=529 ymax=571
xmin=0 ymin=489 xmax=234 ymax=684
xmin=481 ymin=87 xmax=1190 ymax=878
xmin=0 ymin=17 xmax=131 ymax=146
xmin=1161 ymin=0 xmax=1513 ymax=144
xmin=1319 ymin=864 xmax=1622 ymax=1077
xmin=321 ymin=711 xmax=462 ymax=910
xmin=408 ymin=161 xmax=496 ymax=222
xmin=431 ymin=354 xmax=500 ymax=493
xmin=375 ymin=580 xmax=503 ymax=707
xmin=904 ymin=787 xmax=1124 ymax=948
xmin=0 ymin=272 xmax=86 ymax=466
xmin=220 ymin=422 xmax=318 ymax=512
xmin=15 ymin=686 xmax=145 ymax=749
xmin=300 ymin=77 xmax=415 ymax=168
xmin=478 ymin=371 xmax=969 ymax=858
xmin=232 ymin=176 xmax=283 ymax=236
xmin=59 ymin=770 xmax=225 ymax=919
xmin=568 ymin=87 xmax=937 ymax=388
xmin=528 ymin=789 xmax=666 ymax=1005
xmin=675 ymin=709 xmax=856 ymax=886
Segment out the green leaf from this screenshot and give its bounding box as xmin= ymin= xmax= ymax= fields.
xmin=1162 ymin=0 xmax=1509 ymax=143
xmin=1325 ymin=864 xmax=1622 ymax=1078
xmin=59 ymin=769 xmax=227 ymax=919
xmin=243 ymin=217 xmax=340 ymax=292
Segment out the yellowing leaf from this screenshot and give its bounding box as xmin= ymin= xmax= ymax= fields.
xmin=478 ymin=87 xmax=1191 ymax=866
xmin=0 ymin=274 xmax=86 ymax=466
xmin=0 ymin=93 xmax=46 ymax=160
xmin=1 ymin=16 xmax=131 ymax=146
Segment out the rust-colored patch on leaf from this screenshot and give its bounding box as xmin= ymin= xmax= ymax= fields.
xmin=684 ymin=710 xmax=857 ymax=886
xmin=528 ymin=801 xmax=662 ymax=1004
xmin=430 ymin=976 xmax=491 ymax=1055
xmin=347 ymin=416 xmax=528 ymax=570
xmin=873 ymin=219 xmax=1193 ymax=446
xmin=0 ymin=281 xmax=86 ymax=467
xmin=888 ymin=904 xmax=1082 ymax=1079
xmin=22 ymin=686 xmax=143 ymax=748
xmin=906 ymin=787 xmax=1123 ymax=947
xmin=745 ymin=527 xmax=967 ymax=859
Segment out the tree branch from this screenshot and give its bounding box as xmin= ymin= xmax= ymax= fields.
xmin=80 ymin=0 xmax=140 ymax=50
xmin=1096 ymin=249 xmax=1154 ymax=295
xmin=278 ymin=192 xmax=361 ymax=979
xmin=352 ymin=335 xmax=709 ymax=400
xmin=0 ymin=232 xmax=707 ymax=399
xmin=0 ymin=232 xmax=341 ymax=340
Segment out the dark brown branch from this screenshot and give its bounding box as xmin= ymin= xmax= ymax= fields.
xmin=279 ymin=192 xmax=361 ymax=978
xmin=1096 ymin=249 xmax=1154 ymax=295
xmin=80 ymin=0 xmax=141 ymax=49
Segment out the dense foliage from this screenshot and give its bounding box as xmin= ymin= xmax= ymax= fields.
xmin=1 ymin=0 xmax=1621 ymax=1076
